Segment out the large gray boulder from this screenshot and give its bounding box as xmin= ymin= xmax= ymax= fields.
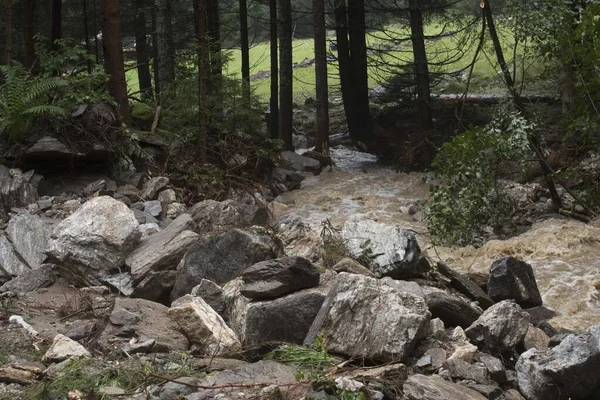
xmin=465 ymin=300 xmax=530 ymax=354
xmin=516 ymin=325 xmax=600 ymax=400
xmin=170 ymin=228 xmax=283 ymax=301
xmin=0 ymin=264 xmax=55 ymax=294
xmin=126 ymin=214 xmax=199 ymax=284
xmin=0 ymin=235 xmax=30 ymax=277
xmin=186 ymin=199 xmax=269 ymax=234
xmin=46 ymin=196 xmax=140 ymax=285
xmin=304 ymin=273 xmax=431 ymax=362
xmin=0 ymin=166 xmax=39 ymax=221
xmin=240 ymin=256 xmax=320 ymax=300
xmin=6 ymin=212 xmax=51 ymax=269
xmin=435 ymin=262 xmax=494 ymax=310
xmin=403 ymin=374 xmax=487 ymax=400
xmin=487 ymin=257 xmax=543 ymax=308
xmin=341 ymin=219 xmax=427 ymax=279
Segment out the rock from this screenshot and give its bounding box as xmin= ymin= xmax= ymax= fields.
xmin=98 ymin=297 xmax=189 ymax=354
xmin=0 ymin=166 xmax=39 ymax=221
xmin=43 ymin=334 xmax=91 ymax=362
xmin=131 ymin=270 xmax=177 ymax=303
xmin=423 ymin=288 xmax=482 ymax=328
xmin=191 ymin=279 xmax=225 ymax=316
xmin=0 ymin=234 xmax=32 ymax=277
xmin=279 ymin=151 xmax=321 ymax=173
xmin=465 ymin=300 xmax=530 ymax=354
xmin=428 ymin=318 xmax=446 ymax=340
xmin=117 ymin=185 xmax=141 ymax=202
xmin=435 ymin=262 xmax=494 ymax=310
xmin=523 ymin=306 xmax=558 ymax=326
xmin=448 ymin=342 xmax=478 ymax=362
xmin=240 ymin=257 xmax=320 ymax=300
xmin=487 ymin=257 xmax=543 ymax=308
xmin=403 ymin=374 xmax=487 ymax=400
xmin=171 ymin=228 xmax=282 ymax=301
xmin=186 ymin=199 xmax=269 ymax=234
xmin=441 ymin=358 xmax=489 ymax=384
xmin=331 ymin=258 xmax=375 ymax=277
xmin=340 ymin=219 xmax=427 ymax=279
xmin=157 ymin=189 xmax=177 ymax=204
xmin=127 ymin=214 xmax=199 ymax=284
xmin=138 ymin=223 xmax=161 ymax=241
xmin=504 ymin=389 xmax=526 ymax=400
xmin=304 ymin=273 xmax=430 ymax=362
xmin=144 ymin=200 xmax=163 ymax=218
xmin=158 ymin=377 xmax=197 ymax=399
xmin=101 ymin=272 xmax=135 ymax=296
xmin=340 ymin=363 xmax=408 ymax=385
xmin=0 ymin=264 xmax=55 ymax=294
xmin=0 ymin=366 xmax=37 ymax=385
xmin=46 ymin=196 xmax=140 ymax=286
xmin=465 ymin=384 xmax=504 ymax=400
xmin=516 ymin=325 xmax=600 ymax=400
xmin=380 ymin=277 xmax=425 ymax=297
xmin=6 ymin=212 xmax=51 ymax=269
xmin=132 ymin=208 xmax=159 ymax=225
xmin=140 ymin=177 xmax=169 ymax=200
xmin=522 ymin=325 xmax=550 ymax=350
xmin=478 ymin=353 xmax=506 ymax=384
xmin=166 ymin=202 xmax=186 ymax=219
xmin=37 ymin=196 xmax=53 ymax=211
xmin=83 ymin=179 xmax=107 ymax=197
xmin=169 ymin=295 xmax=241 ymax=356
xmin=64 ymin=320 xmax=98 ymax=341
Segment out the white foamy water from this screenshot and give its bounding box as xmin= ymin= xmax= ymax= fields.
xmin=274 ymin=146 xmax=600 ymax=331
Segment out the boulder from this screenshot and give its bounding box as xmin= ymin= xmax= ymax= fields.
xmin=240 ymin=257 xmax=320 ymax=300
xmin=0 ymin=235 xmax=30 ymax=277
xmin=117 ymin=185 xmax=141 ymax=202
xmin=331 ymin=258 xmax=375 ymax=277
xmin=6 ymin=212 xmax=51 ymax=269
xmin=157 ymin=189 xmax=177 ymax=204
xmin=478 ymin=353 xmax=506 ymax=384
xmin=522 ymin=325 xmax=550 ymax=351
xmin=46 ymin=196 xmax=140 ymax=286
xmin=435 ymin=262 xmax=494 ymax=310
xmin=138 ymin=223 xmax=161 ymax=241
xmin=340 ymin=219 xmax=427 ymax=279
xmin=131 ymin=270 xmax=177 ymax=303
xmin=423 ymin=288 xmax=482 ymax=328
xmin=487 ymin=257 xmax=543 ymax=308
xmin=304 ymin=273 xmax=430 ymax=362
xmin=403 ymin=374 xmax=487 ymax=400
xmin=190 ymin=279 xmax=225 ymax=316
xmin=171 ymin=228 xmax=282 ymax=301
xmin=0 ymin=166 xmax=39 ymax=221
xmin=516 ymin=325 xmax=600 ymax=400
xmin=0 ymin=264 xmax=55 ymax=294
xmin=466 ymin=300 xmax=530 ymax=354
xmin=126 ymin=214 xmax=199 ymax=283
xmin=169 ymin=295 xmax=241 ymax=356
xmin=143 ymin=200 xmax=162 ymax=218
xmin=43 ymin=334 xmax=91 ymax=362
xmin=186 ymin=199 xmax=269 ymax=234
xmin=140 ymin=177 xmax=169 ymax=200
xmin=279 ymin=151 xmax=321 ymax=173
xmin=441 ymin=358 xmax=490 ymax=384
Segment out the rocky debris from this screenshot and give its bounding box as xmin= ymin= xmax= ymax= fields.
xmin=140 ymin=176 xmax=169 ymax=200
xmin=117 ymin=184 xmax=141 ymax=202
xmin=138 ymin=222 xmax=161 ymax=240
xmin=240 ymin=256 xmax=320 ymax=300
xmin=436 ymin=262 xmax=494 ymax=310
xmin=0 ymin=365 xmax=38 ymax=385
xmin=0 ymin=264 xmax=55 ymax=294
xmin=64 ymin=319 xmax=98 ymax=341
xmin=272 ymin=168 xmax=306 ymax=192
xmin=441 ymin=358 xmax=490 ymax=384
xmin=101 ymin=272 xmax=135 ymax=296
xmin=341 ymin=218 xmax=428 ymax=279
xmin=169 ymin=295 xmax=241 ymax=356
xmin=131 ymin=270 xmax=177 ymax=303
xmin=126 ymin=214 xmax=199 ymax=284
xmin=43 ymin=334 xmax=91 ymax=362
xmin=132 ymin=208 xmax=159 ymax=225
xmin=143 ymin=200 xmax=162 ymax=217
xmin=466 ymin=300 xmax=530 ymax=354
xmin=331 ymin=257 xmax=375 ymax=277
xmin=166 ymin=202 xmax=186 ymax=219
xmin=82 ymin=179 xmax=116 ymax=197
xmin=423 ymin=287 xmax=483 ymax=328
xmin=304 ymin=273 xmax=431 ymax=362
xmin=272 ymin=214 xmax=319 ymax=261
xmin=186 ymin=199 xmax=269 ymax=234
xmin=0 ymin=235 xmax=32 ymax=278
xmin=190 ymin=279 xmax=225 ymax=316
xmin=487 ymin=257 xmax=543 ymax=308
xmin=0 ymin=166 xmax=39 ymax=221
xmin=403 ymin=374 xmax=487 ymax=400
xmin=478 ymin=353 xmax=506 ymax=384
xmin=171 ymin=227 xmax=283 ymax=301
xmin=98 ymin=297 xmax=189 ymax=354
xmin=516 ymin=325 xmax=600 ymax=400
xmin=522 ymin=325 xmax=550 ymax=350
xmin=5 ymin=212 xmax=51 ymax=269
xmin=46 ymin=196 xmax=140 ymax=286
xmin=157 ymin=189 xmax=177 ymax=204
xmin=279 ymin=151 xmax=322 ymax=173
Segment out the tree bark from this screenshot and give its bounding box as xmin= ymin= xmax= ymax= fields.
xmin=239 ymin=0 xmax=251 ymax=110
xmin=278 ymin=0 xmax=293 ymax=150
xmin=314 ymin=0 xmax=329 ymax=155
xmin=134 ymin=0 xmax=153 ymax=99
xmin=101 ymin=0 xmax=130 ymax=124
xmin=334 ymin=0 xmax=357 ymax=140
xmin=51 ymin=0 xmax=62 ymax=51
xmin=151 ymin=8 xmax=160 ymax=96
xmin=269 ymin=0 xmax=279 ymax=139
xmin=207 ymin=0 xmax=222 ymax=92
xmin=195 ymin=0 xmax=208 ymax=161
xmin=155 ymin=0 xmax=175 ymax=100
xmin=23 ymin=0 xmax=36 ymax=72
xmin=83 ymin=0 xmax=92 ymax=73
xmin=4 ymin=0 xmax=13 ymax=64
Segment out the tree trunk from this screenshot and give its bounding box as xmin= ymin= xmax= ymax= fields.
xmin=408 ymin=0 xmax=434 ymax=160
xmin=101 ymin=0 xmax=130 ymax=124
xmin=269 ymin=0 xmax=278 ymax=139
xmin=4 ymin=0 xmax=13 ymax=64
xmin=334 ymin=0 xmax=356 ymax=140
xmin=83 ymin=0 xmax=92 ymax=73
xmin=93 ymin=0 xmax=100 ymax=63
xmin=134 ymin=0 xmax=153 ymax=99
xmin=51 ymin=0 xmax=62 ymax=51
xmin=155 ymin=0 xmax=175 ymax=100
xmin=483 ymin=0 xmax=561 ymax=208
xmin=195 ymin=0 xmax=208 ymax=161
xmin=207 ymin=0 xmax=222 ymax=92
xmin=23 ymin=0 xmax=36 ymax=72
xmin=239 ymin=0 xmax=251 ymax=110
xmin=278 ymin=0 xmax=293 ymax=150
xmin=314 ymin=0 xmax=329 ymax=155
xmin=151 ymin=8 xmax=160 ymax=97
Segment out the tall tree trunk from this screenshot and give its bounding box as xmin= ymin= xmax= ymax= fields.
xmin=83 ymin=0 xmax=92 ymax=73
xmin=51 ymin=0 xmax=62 ymax=51
xmin=278 ymin=0 xmax=293 ymax=150
xmin=93 ymin=0 xmax=100 ymax=63
xmin=239 ymin=0 xmax=251 ymax=110
xmin=483 ymin=0 xmax=561 ymax=208
xmin=101 ymin=0 xmax=130 ymax=124
xmin=408 ymin=0 xmax=433 ymax=160
xmin=334 ymin=0 xmax=357 ymax=142
xmin=155 ymin=0 xmax=175 ymax=100
xmin=314 ymin=0 xmax=329 ymax=155
xmin=269 ymin=0 xmax=279 ymax=139
xmin=134 ymin=0 xmax=153 ymax=99
xmin=347 ymin=0 xmax=371 ymax=144
xmin=4 ymin=0 xmax=13 ymax=64
xmin=23 ymin=0 xmax=36 ymax=72
xmin=151 ymin=8 xmax=160 ymax=97
xmin=207 ymin=0 xmax=222 ymax=92
xmin=195 ymin=0 xmax=208 ymax=161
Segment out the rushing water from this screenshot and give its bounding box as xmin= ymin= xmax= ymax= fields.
xmin=273 ymin=146 xmax=600 ymax=332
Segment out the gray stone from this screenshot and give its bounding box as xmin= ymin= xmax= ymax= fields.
xmin=132 ymin=208 xmax=159 ymax=225
xmin=380 ymin=277 xmax=425 ymax=297
xmin=64 ymin=320 xmax=98 ymax=341
xmin=191 ymin=279 xmax=225 ymax=316
xmin=465 ymin=384 xmax=504 ymax=400
xmin=46 ymin=196 xmax=140 ymax=286
xmin=436 ymin=262 xmax=494 ymax=310
xmin=37 ymin=196 xmax=53 ymax=211
xmin=131 ymin=270 xmax=177 ymax=303
xmin=159 ymin=377 xmax=197 ymax=400
xmin=171 ymin=228 xmax=282 ymax=301
xmin=331 ymin=258 xmax=375 ymax=277
xmin=0 ymin=234 xmax=30 ymax=277
xmin=167 ymin=203 xmax=187 ymax=219
xmin=441 ymin=358 xmax=489 ymax=384
xmin=403 ymin=374 xmax=487 ymax=400
xmin=423 ymin=288 xmax=482 ymax=328
xmin=304 ymin=273 xmax=430 ymax=362
xmin=83 ymin=179 xmax=107 ymax=197
xmin=279 ymin=151 xmax=321 ymax=173
xmin=340 ymin=219 xmax=427 ymax=279
xmin=127 ymin=214 xmax=199 ymax=284
xmin=101 ymin=272 xmax=135 ymax=296
xmin=157 ymin=189 xmax=177 ymax=204
xmin=241 ymin=257 xmax=320 ymax=300
xmin=43 ymin=334 xmax=91 ymax=362
xmin=0 ymin=166 xmax=39 ymax=221
xmin=117 ymin=185 xmax=141 ymax=202
xmin=466 ymin=300 xmax=530 ymax=354
xmin=140 ymin=177 xmax=169 ymax=200
xmin=487 ymin=257 xmax=542 ymax=308
xmin=0 ymin=264 xmax=55 ymax=294
xmin=504 ymin=389 xmax=526 ymax=400
xmin=123 ymin=339 xmax=157 ymax=354
xmin=187 ymin=199 xmax=269 ymax=234
xmin=144 ymin=200 xmax=163 ymax=218
xmin=516 ymin=325 xmax=600 ymax=400
xmin=138 ymin=223 xmax=161 ymax=241
xmin=478 ymin=353 xmax=506 ymax=384
xmin=522 ymin=325 xmax=550 ymax=351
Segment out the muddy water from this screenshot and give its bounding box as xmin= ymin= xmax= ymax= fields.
xmin=274 ymin=146 xmax=600 ymax=331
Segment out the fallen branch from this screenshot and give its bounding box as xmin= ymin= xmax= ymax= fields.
xmin=151 ymin=105 xmax=163 ymax=135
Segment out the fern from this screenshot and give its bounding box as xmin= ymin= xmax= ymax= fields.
xmin=0 ymin=62 xmax=67 ymax=141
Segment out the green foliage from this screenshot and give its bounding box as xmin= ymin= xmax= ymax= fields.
xmin=0 ymin=62 xmax=67 ymax=141
xmin=558 ymin=152 xmax=600 ymax=210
